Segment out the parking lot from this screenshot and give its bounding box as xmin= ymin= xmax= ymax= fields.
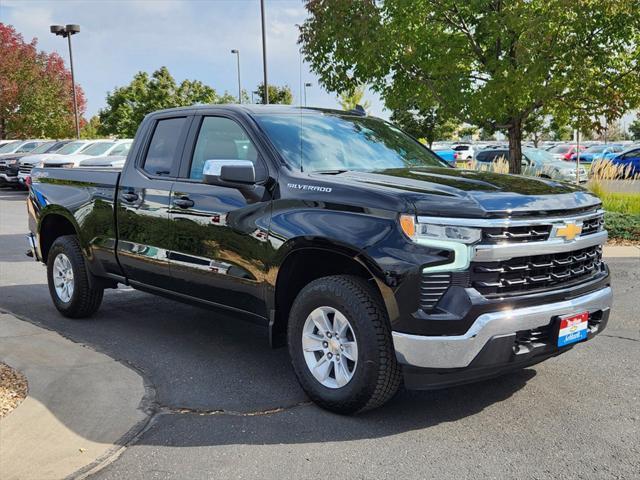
xmin=1 ymin=187 xmax=639 ymax=479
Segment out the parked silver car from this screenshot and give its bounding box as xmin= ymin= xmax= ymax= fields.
xmin=474 ymin=147 xmax=587 ymax=182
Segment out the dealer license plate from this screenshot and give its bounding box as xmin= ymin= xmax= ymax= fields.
xmin=557 ymin=312 xmax=589 ymax=347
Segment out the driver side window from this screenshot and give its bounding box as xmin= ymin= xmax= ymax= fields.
xmin=622 ymin=149 xmax=640 ymax=159
xmin=189 ymin=117 xmax=259 ymax=180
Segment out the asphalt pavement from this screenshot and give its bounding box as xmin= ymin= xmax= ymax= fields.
xmin=1 ymin=187 xmax=638 ymax=480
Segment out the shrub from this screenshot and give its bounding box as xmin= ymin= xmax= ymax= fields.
xmin=604 ymin=212 xmax=640 ymax=241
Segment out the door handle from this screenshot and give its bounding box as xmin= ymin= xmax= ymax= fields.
xmin=121 ymin=192 xmax=139 ymax=202
xmin=173 ymin=197 xmax=194 ymax=209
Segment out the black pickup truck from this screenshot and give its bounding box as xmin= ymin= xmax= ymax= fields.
xmin=27 ymin=105 xmax=612 ymax=413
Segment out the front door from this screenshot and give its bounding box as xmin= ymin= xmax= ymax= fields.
xmin=116 ymin=115 xmax=191 ymax=289
xmin=168 ymin=115 xmax=272 ymax=317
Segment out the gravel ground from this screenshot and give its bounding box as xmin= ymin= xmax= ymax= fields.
xmin=0 ymin=362 xmax=28 ymax=418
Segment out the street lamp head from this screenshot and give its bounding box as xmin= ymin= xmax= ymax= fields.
xmin=231 ymin=49 xmax=239 ymax=54
xmin=65 ymin=24 xmax=81 ymax=35
xmin=50 ymin=25 xmax=65 ymax=35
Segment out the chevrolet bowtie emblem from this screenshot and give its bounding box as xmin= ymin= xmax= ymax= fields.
xmin=556 ymin=222 xmax=582 ymax=241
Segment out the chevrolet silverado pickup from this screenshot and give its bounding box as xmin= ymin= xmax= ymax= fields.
xmin=26 ymin=105 xmax=612 ymax=413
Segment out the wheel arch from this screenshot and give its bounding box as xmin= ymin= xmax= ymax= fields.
xmin=38 ymin=209 xmax=81 ymax=263
xmin=269 ymin=239 xmax=394 ymax=348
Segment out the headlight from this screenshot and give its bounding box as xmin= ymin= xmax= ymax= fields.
xmin=400 ymin=215 xmax=481 ymax=244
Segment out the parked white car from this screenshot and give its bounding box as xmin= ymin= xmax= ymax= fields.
xmin=42 ymin=139 xmax=133 ymax=168
xmin=452 ymin=144 xmax=475 ymax=160
xmin=18 ymin=140 xmax=100 ymax=184
xmin=0 ymin=139 xmax=47 ymax=158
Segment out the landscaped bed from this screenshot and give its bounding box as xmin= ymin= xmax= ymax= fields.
xmin=0 ymin=362 xmax=28 ymax=418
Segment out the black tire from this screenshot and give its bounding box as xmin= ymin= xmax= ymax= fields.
xmin=47 ymin=235 xmax=104 ymax=318
xmin=287 ymin=275 xmax=401 ymax=414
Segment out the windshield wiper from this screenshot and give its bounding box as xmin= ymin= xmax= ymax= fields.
xmin=314 ymin=169 xmax=350 ymax=175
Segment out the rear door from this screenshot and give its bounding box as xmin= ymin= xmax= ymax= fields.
xmin=116 ymin=113 xmax=192 ymax=288
xmin=167 ymin=113 xmax=273 ymax=317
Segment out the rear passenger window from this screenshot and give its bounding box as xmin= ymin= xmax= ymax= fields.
xmin=143 ymin=117 xmax=186 ymax=175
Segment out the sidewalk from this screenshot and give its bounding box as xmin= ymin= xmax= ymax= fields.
xmin=603 ymin=245 xmax=640 ymax=258
xmin=0 ymin=313 xmax=149 ymax=480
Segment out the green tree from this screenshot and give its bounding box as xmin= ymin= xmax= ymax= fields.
xmin=628 ymin=116 xmax=640 ymax=140
xmin=478 ymin=128 xmax=496 ymax=141
xmin=80 ymin=115 xmax=106 ymax=139
xmin=99 ymin=67 xmax=231 ymax=137
xmin=300 ymin=1 xmax=640 ymax=173
xmin=457 ymin=125 xmax=478 ymax=140
xmin=255 ymin=82 xmax=294 ymax=105
xmin=337 ymin=84 xmax=372 ymax=111
xmin=547 ymin=117 xmax=573 ymax=141
xmin=391 ymin=106 xmax=457 ymax=147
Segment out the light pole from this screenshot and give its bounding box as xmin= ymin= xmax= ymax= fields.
xmin=230 ymin=49 xmax=241 ymax=104
xmin=304 ymin=82 xmax=312 ymax=107
xmin=260 ymin=0 xmax=269 ymax=104
xmin=51 ymin=24 xmax=81 ymax=139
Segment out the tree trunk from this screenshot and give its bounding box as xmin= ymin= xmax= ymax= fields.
xmin=508 ymin=118 xmax=523 ymax=174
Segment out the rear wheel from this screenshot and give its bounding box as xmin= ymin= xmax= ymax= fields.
xmin=47 ymin=235 xmax=103 ymax=318
xmin=288 ymin=275 xmax=401 ymax=414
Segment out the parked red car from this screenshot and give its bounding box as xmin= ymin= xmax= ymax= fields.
xmin=548 ymin=144 xmax=587 ymax=161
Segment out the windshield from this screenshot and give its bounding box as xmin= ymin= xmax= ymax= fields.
xmin=0 ymin=141 xmax=20 ymax=153
xmin=56 ymin=141 xmax=88 ymax=155
xmin=255 ymin=113 xmax=448 ymax=172
xmin=82 ymin=142 xmax=116 ymax=156
xmin=585 ymin=145 xmax=606 ymax=153
xmin=549 ymin=145 xmax=571 ymax=153
xmin=30 ymin=142 xmax=56 ymax=154
xmin=523 ymin=148 xmax=557 ymax=164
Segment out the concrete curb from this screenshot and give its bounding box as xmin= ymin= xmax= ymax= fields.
xmin=603 ymin=245 xmax=640 ymax=258
xmin=0 ymin=313 xmax=150 ymax=480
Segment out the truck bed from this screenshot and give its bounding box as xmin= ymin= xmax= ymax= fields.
xmin=29 ymin=167 xmax=122 ymax=278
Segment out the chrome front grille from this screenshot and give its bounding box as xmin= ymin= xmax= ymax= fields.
xmin=19 ymin=165 xmax=34 ymax=174
xmin=471 ymin=245 xmax=603 ymax=296
xmin=418 ymin=210 xmax=607 ymax=306
xmin=581 ymin=216 xmax=604 ymax=235
xmin=480 ymin=212 xmax=604 ymax=244
xmin=482 ymin=225 xmax=552 ymax=243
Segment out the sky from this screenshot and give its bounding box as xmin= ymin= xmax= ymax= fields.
xmin=0 ymin=0 xmax=387 ymax=119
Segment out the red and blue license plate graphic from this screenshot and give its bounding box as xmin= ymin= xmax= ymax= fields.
xmin=557 ymin=312 xmax=589 ymax=347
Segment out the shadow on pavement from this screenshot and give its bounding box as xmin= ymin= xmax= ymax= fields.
xmin=0 ymin=279 xmax=536 ymax=447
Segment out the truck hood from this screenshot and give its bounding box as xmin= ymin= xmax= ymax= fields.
xmin=310 ymin=167 xmax=600 ymax=218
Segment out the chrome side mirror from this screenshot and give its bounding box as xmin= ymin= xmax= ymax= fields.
xmin=202 ymin=159 xmax=255 ymax=186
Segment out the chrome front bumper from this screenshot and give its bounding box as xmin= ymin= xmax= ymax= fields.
xmin=0 ymin=173 xmax=18 ymax=183
xmin=393 ymin=286 xmax=612 ymax=369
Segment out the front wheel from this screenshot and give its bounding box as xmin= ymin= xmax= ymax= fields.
xmin=47 ymin=235 xmax=104 ymax=318
xmin=288 ymin=275 xmax=401 ymax=414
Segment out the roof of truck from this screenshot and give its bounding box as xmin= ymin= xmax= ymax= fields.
xmin=150 ymin=104 xmax=362 ymax=117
